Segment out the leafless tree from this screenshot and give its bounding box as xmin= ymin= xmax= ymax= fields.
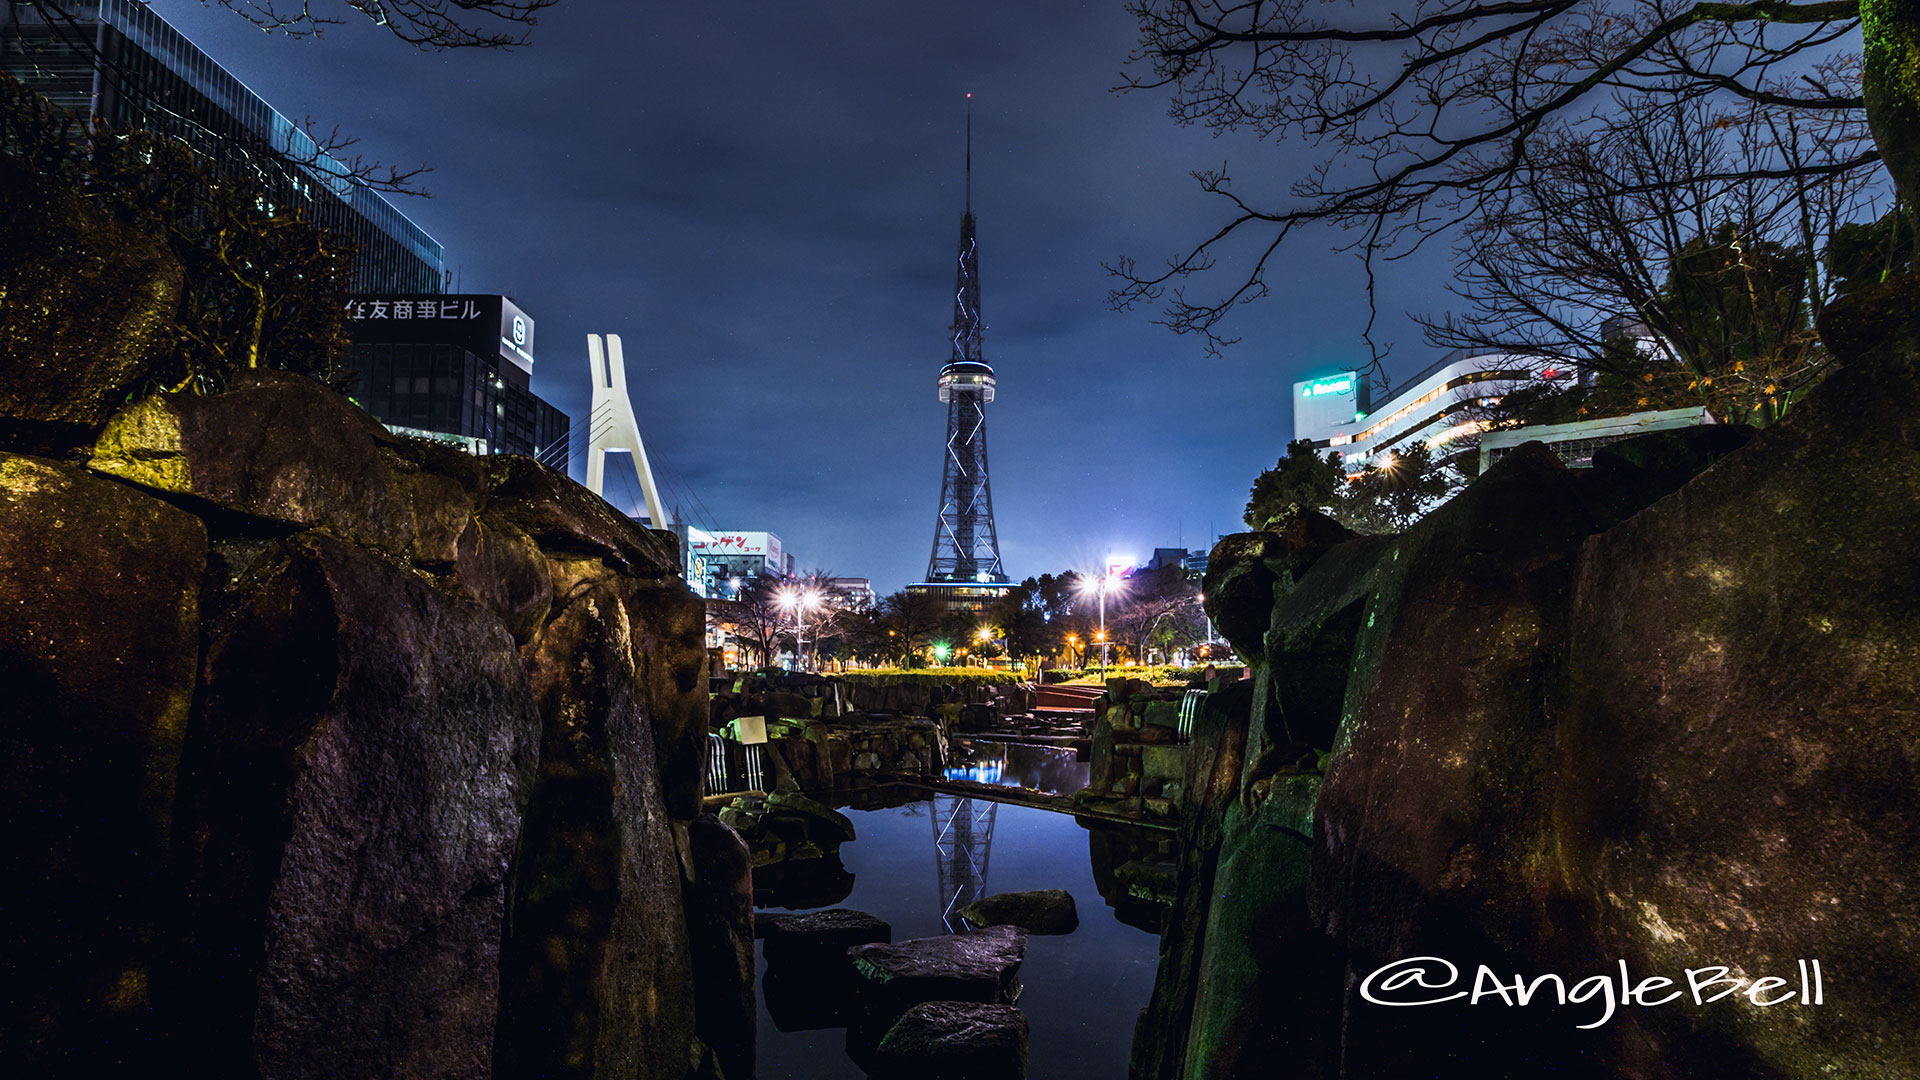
xmin=1426 ymin=88 xmax=1879 ymax=424
xmin=11 ymin=0 xmax=562 ymax=194
xmin=1109 ymin=0 xmax=1906 ymax=364
xmin=188 ymin=0 xmax=557 ymax=50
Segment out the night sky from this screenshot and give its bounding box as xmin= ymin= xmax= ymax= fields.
xmin=153 ymin=0 xmax=1459 ymax=592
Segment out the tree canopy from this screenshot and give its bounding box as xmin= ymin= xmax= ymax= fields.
xmin=1245 ymin=438 xmax=1344 ymax=530
xmin=1112 ymin=0 xmax=1910 ymax=358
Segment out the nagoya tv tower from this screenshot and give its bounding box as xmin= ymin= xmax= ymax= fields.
xmin=925 ymin=94 xmax=1007 ymax=585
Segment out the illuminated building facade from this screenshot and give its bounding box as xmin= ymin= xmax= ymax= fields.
xmin=1 ymin=0 xmax=444 ymax=293
xmin=343 ymin=294 xmax=568 ymax=459
xmin=685 ymin=529 xmax=795 ymax=598
xmin=1293 ymin=349 xmax=1570 ymax=473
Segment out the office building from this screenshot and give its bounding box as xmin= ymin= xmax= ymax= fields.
xmin=686 ymin=530 xmax=794 ymax=598
xmin=2 ymin=0 xmax=443 ymax=293
xmin=343 ymin=294 xmax=568 ymax=459
xmin=1293 ymin=350 xmax=1570 ymax=473
xmin=821 ymin=578 xmax=878 ymax=611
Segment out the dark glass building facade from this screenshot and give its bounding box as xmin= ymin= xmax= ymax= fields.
xmin=1 ymin=0 xmax=444 ymax=293
xmin=344 ymin=294 xmax=569 ymax=460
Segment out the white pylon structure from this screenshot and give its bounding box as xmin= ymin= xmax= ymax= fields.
xmin=586 ymin=333 xmax=669 ymax=528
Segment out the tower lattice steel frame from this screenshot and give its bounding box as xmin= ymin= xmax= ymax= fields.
xmin=925 ymin=101 xmax=1007 ymax=583
xmin=931 ymin=793 xmax=997 ymax=932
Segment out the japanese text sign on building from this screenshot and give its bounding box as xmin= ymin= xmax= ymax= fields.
xmin=344 ymin=298 xmax=484 ymax=321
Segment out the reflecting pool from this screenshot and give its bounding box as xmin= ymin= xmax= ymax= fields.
xmin=754 ymin=794 xmax=1163 ymax=1079
xmin=943 ymin=738 xmax=1090 ymax=794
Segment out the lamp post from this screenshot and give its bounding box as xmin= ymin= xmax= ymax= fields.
xmin=776 ymin=586 xmax=820 ymax=672
xmin=1097 ymin=575 xmax=1111 ymax=679
xmin=1076 ymin=569 xmax=1125 ymax=680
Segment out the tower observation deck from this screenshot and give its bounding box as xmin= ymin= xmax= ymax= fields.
xmin=925 ymin=98 xmax=1007 ymax=586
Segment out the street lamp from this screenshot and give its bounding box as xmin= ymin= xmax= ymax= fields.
xmin=775 ymin=585 xmax=821 ymax=672
xmin=1077 ymin=570 xmax=1126 ymax=679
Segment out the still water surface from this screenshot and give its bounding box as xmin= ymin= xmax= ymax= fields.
xmin=754 ymin=795 xmax=1162 ymax=1079
xmin=944 ymin=738 xmax=1091 ymax=794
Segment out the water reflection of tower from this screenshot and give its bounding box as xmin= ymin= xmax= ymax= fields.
xmin=931 ymin=794 xmax=998 ymax=932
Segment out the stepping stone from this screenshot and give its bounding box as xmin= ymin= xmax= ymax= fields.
xmin=760 ymin=908 xmax=893 ymax=1032
xmin=849 ymin=925 xmax=1027 ymax=1009
xmin=957 ymin=888 xmax=1079 ymax=934
xmin=870 ymin=1001 xmax=1028 ymax=1079
xmin=761 ymin=907 xmax=892 ymax=964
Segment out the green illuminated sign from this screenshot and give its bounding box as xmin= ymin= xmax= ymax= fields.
xmin=1301 ymin=375 xmax=1355 ymax=398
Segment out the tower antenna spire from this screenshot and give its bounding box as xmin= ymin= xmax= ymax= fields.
xmin=923 ymin=91 xmax=1004 ymax=587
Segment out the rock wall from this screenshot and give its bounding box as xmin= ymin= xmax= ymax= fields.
xmin=1136 ymin=291 xmax=1920 ymax=1079
xmin=3 ymin=371 xmax=736 ymax=1079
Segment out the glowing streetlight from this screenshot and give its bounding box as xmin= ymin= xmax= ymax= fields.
xmin=1078 ymin=569 xmax=1126 ymax=679
xmin=774 ymin=585 xmax=821 ymax=672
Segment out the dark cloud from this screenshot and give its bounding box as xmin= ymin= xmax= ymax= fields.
xmin=153 ymin=0 xmax=1462 ymax=590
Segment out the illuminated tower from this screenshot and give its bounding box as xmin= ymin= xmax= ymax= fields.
xmin=925 ymin=96 xmax=1008 ymax=584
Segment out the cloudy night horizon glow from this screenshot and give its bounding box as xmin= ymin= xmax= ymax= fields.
xmin=146 ymin=0 xmax=1461 ymax=591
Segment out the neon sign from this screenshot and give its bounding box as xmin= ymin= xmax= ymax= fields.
xmin=1302 ymin=375 xmax=1355 ymax=398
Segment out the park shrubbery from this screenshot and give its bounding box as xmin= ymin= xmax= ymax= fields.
xmin=836 ymin=669 xmax=1027 ymax=688
xmin=1049 ymin=665 xmax=1210 ymax=687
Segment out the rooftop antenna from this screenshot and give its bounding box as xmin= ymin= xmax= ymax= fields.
xmin=965 ymin=91 xmax=972 ymax=214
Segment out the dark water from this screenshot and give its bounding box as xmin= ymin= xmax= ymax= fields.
xmin=754 ymin=795 xmax=1163 ymax=1079
xmin=944 ymin=739 xmax=1090 ymax=794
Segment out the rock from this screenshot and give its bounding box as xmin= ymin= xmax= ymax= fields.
xmin=0 ymin=161 xmax=184 ymax=446
xmin=172 ymin=533 xmax=540 ymax=1077
xmin=494 ymin=569 xmax=695 ymax=1079
xmin=1552 ymin=336 xmax=1920 ymax=1079
xmin=957 ymin=889 xmax=1079 ymax=935
xmin=760 ymin=908 xmax=893 ymax=1031
xmin=624 ymin=579 xmax=711 ymax=818
xmin=446 ymin=515 xmax=551 ymax=644
xmin=683 ymin=815 xmax=754 ymax=1080
xmin=0 ymin=454 xmax=205 ymax=1069
xmin=850 ymin=925 xmax=1028 ymax=1011
xmin=870 ymin=1001 xmax=1029 ymax=1080
xmin=761 ymin=907 xmax=894 ymax=964
xmin=1114 ymin=859 xmax=1179 ymax=905
xmin=483 ymin=453 xmax=682 ymax=579
xmin=89 ymin=370 xmax=479 ymax=565
xmin=765 ymin=789 xmax=857 ymax=843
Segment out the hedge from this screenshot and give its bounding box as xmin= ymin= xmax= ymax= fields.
xmin=835 ymin=669 xmax=1028 ymax=688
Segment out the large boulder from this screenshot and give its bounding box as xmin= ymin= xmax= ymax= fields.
xmin=0 ymin=454 xmax=205 ymax=1070
xmin=89 ymin=370 xmax=480 ymax=566
xmin=484 ymin=453 xmax=683 ymax=580
xmin=957 ymin=889 xmax=1079 ymax=935
xmin=1553 ymin=335 xmax=1920 ymax=1077
xmin=171 ymin=533 xmax=540 ymax=1078
xmin=682 ymin=814 xmax=755 ymax=1080
xmin=870 ymin=1001 xmax=1029 ymax=1080
xmin=494 ymin=571 xmax=697 ymax=1079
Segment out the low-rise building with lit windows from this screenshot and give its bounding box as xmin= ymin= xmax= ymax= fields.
xmin=1293 ymin=350 xmax=1578 ymax=472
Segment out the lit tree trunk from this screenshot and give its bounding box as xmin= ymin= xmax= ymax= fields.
xmin=1864 ymin=0 xmax=1920 ymax=210
xmin=247 ymin=283 xmax=266 ymax=369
